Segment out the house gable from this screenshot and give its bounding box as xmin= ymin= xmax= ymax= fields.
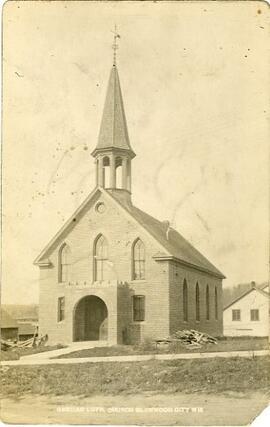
xmin=223 ymin=284 xmax=269 ymax=311
xmin=223 ymin=286 xmax=269 ymax=337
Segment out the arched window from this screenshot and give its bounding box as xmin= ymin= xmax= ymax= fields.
xmin=58 ymin=243 xmax=71 ymax=283
xmin=215 ymin=286 xmax=218 ymax=320
xmin=127 ymin=159 xmax=131 ymax=191
xmin=195 ymin=282 xmax=200 ymax=321
xmin=103 ymin=156 xmax=110 ymax=188
xmin=94 ymin=234 xmax=108 ymax=281
xmin=183 ymin=279 xmax=188 ymax=321
xmin=132 ymin=238 xmax=145 ymax=280
xmin=115 ymin=157 xmax=123 ymax=189
xmin=206 ymin=284 xmax=210 ymax=320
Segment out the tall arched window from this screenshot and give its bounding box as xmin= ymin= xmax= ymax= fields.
xmin=103 ymin=157 xmax=110 ymax=188
xmin=183 ymin=279 xmax=188 ymax=321
xmin=206 ymin=284 xmax=210 ymax=320
xmin=215 ymin=286 xmax=218 ymax=320
xmin=115 ymin=157 xmax=123 ymax=189
xmin=132 ymin=238 xmax=145 ymax=280
xmin=196 ymin=282 xmax=200 ymax=321
xmin=94 ymin=235 xmax=108 ymax=281
xmin=58 ymin=243 xmax=71 ymax=283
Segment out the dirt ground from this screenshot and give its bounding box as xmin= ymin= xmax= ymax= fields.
xmin=1 ymin=391 xmax=269 ymax=425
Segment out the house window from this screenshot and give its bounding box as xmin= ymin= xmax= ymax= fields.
xmin=58 ymin=243 xmax=71 ymax=283
xmin=215 ymin=286 xmax=218 ymax=320
xmin=232 ymin=309 xmax=241 ymax=321
xmin=183 ymin=279 xmax=188 ymax=321
xmin=94 ymin=234 xmax=108 ymax=281
xmin=195 ymin=282 xmax=200 ymax=321
xmin=250 ymin=309 xmax=259 ymax=321
xmin=133 ymin=295 xmax=145 ymax=322
xmin=206 ymin=284 xmax=210 ymax=320
xmin=58 ymin=297 xmax=65 ymax=322
xmin=132 ymin=238 xmax=145 ymax=280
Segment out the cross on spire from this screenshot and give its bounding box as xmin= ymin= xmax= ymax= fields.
xmin=111 ymin=25 xmax=120 ymax=66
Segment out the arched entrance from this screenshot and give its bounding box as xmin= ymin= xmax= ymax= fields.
xmin=74 ymin=296 xmax=108 ymax=341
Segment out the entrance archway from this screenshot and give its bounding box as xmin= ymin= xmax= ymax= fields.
xmin=74 ymin=296 xmax=108 ymax=341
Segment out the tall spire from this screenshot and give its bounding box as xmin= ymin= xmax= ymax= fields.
xmin=91 ymin=29 xmax=135 ymax=158
xmin=91 ymin=30 xmax=135 ymax=197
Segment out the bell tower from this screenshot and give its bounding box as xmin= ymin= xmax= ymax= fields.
xmin=91 ymin=28 xmax=136 ymax=201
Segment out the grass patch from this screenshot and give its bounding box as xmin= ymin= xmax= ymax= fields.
xmin=56 ymin=337 xmax=269 ymax=359
xmin=0 ymin=344 xmax=66 ymax=361
xmin=1 ymin=356 xmax=269 ymax=398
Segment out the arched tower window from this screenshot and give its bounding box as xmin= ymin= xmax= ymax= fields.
xmin=195 ymin=282 xmax=200 ymax=321
xmin=103 ymin=156 xmax=110 ymax=188
xmin=206 ymin=284 xmax=210 ymax=320
xmin=58 ymin=243 xmax=71 ymax=283
xmin=91 ymin=65 xmax=136 ymax=191
xmin=115 ymin=157 xmax=123 ymax=189
xmin=215 ymin=286 xmax=218 ymax=320
xmin=132 ymin=238 xmax=145 ymax=280
xmin=183 ymin=279 xmax=188 ymax=321
xmin=94 ymin=235 xmax=108 ymax=281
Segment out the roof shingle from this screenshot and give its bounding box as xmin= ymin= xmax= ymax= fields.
xmin=109 ymin=191 xmax=225 ymax=278
xmin=92 ymin=66 xmax=135 ymax=157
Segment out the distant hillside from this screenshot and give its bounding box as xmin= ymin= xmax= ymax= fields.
xmin=223 ymin=282 xmax=268 ymax=308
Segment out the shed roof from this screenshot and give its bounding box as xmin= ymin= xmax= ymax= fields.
xmin=0 ymin=309 xmax=19 ymax=329
xmin=18 ymin=323 xmax=37 ymax=336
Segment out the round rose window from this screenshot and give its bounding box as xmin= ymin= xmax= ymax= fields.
xmin=95 ymin=202 xmax=106 ymax=213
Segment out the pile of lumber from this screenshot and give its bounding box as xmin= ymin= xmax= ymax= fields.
xmin=171 ymin=329 xmax=217 ymax=349
xmin=156 ymin=329 xmax=218 ymax=350
xmin=1 ymin=333 xmax=48 ymax=351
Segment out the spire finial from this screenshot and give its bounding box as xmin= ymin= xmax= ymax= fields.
xmin=111 ymin=25 xmax=120 ymax=66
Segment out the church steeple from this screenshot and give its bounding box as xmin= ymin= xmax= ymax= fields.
xmin=92 ymin=29 xmax=135 ymax=196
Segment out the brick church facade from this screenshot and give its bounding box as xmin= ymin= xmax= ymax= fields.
xmin=35 ymin=60 xmax=225 ymax=346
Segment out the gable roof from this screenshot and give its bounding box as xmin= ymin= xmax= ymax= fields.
xmin=34 ymin=187 xmax=101 ymax=264
xmin=223 ymin=283 xmax=269 ymax=310
xmin=109 ymin=192 xmax=225 ymax=278
xmin=92 ymin=66 xmax=135 ymax=157
xmin=34 ymin=187 xmax=225 ymax=279
xmin=0 ymin=309 xmax=19 ymax=329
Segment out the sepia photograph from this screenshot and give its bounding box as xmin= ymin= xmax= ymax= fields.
xmin=1 ymin=0 xmax=270 ymax=425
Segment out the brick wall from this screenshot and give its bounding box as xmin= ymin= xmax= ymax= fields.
xmin=38 ymin=190 xmax=223 ymax=345
xmin=38 ymin=191 xmax=171 ymax=345
xmin=168 ymin=262 xmax=223 ymax=337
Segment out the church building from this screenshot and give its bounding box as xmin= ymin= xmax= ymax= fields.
xmin=34 ymin=46 xmax=225 ymax=345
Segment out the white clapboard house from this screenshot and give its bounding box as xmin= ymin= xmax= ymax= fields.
xmin=223 ymin=283 xmax=269 ymax=337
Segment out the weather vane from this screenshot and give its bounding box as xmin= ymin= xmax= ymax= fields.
xmin=111 ymin=25 xmax=120 ymax=66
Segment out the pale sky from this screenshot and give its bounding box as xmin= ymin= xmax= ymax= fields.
xmin=2 ymin=1 xmax=269 ymax=304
